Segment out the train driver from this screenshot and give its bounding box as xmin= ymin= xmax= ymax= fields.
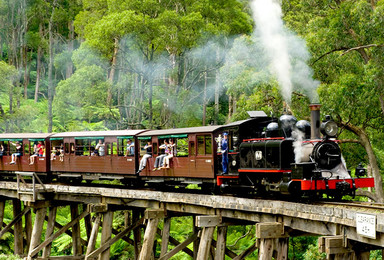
xmin=221 ymin=133 xmax=228 ymax=174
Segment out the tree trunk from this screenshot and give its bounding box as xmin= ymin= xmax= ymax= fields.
xmin=35 ymin=23 xmax=43 ymax=103
xmin=203 ymin=70 xmax=207 ymax=126
xmin=66 ymin=20 xmax=74 ymax=79
xmin=108 ymin=38 xmax=119 ymax=107
xmin=47 ymin=0 xmax=58 ymax=133
xmin=341 ymin=120 xmax=384 ymax=202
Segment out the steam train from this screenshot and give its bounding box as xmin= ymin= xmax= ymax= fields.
xmin=0 ymin=104 xmax=374 ymax=200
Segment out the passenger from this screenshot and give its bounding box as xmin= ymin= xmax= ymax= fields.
xmin=137 ymin=141 xmax=152 ymax=173
xmin=59 ymin=144 xmax=64 ymax=162
xmin=95 ymin=140 xmax=105 ymax=156
xmin=30 ymin=141 xmax=44 ymax=165
xmin=0 ymin=144 xmax=4 ymax=157
xmin=9 ymin=141 xmax=22 ymax=164
xmin=50 ymin=146 xmax=58 ymax=160
xmin=162 ymin=139 xmax=176 ymax=169
xmin=124 ymin=139 xmax=135 ymax=157
xmin=221 ymin=133 xmax=228 ymax=174
xmin=152 ymin=139 xmax=169 ymax=171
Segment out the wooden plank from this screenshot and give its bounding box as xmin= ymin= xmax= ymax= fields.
xmin=29 ymin=210 xmax=90 ymax=257
xmin=86 ymin=216 xmax=143 ymax=259
xmin=139 ymin=217 xmax=160 ymax=260
xmin=256 ymin=222 xmax=284 ymax=239
xmin=258 ymin=239 xmax=273 ymax=260
xmin=0 ymin=206 xmax=30 ymax=239
xmin=25 ymin=208 xmax=33 ymax=254
xmin=195 ymin=215 xmax=220 ymax=228
xmin=276 ymin=238 xmax=288 ymax=260
xmin=71 ymin=204 xmax=82 ymax=256
xmin=28 ymin=207 xmax=47 ymax=258
xmin=99 ymin=211 xmax=114 ymax=260
xmin=160 ymin=217 xmax=171 ymax=257
xmin=214 ymin=226 xmax=227 ymax=260
xmin=156 ymin=228 xmax=194 ymax=257
xmin=158 ymin=232 xmax=198 ymax=260
xmin=13 ymin=199 xmax=23 ymax=255
xmin=42 ymin=207 xmax=57 ymax=258
xmin=144 ymin=209 xmax=165 ymax=219
xmin=87 ymin=203 xmax=108 ymax=213
xmin=85 ymin=213 xmax=101 ymax=257
xmin=232 ymin=242 xmax=257 ymax=260
xmin=0 ymin=200 xmax=5 ymax=229
xmin=196 ymin=227 xmax=214 ymax=259
xmin=133 ymin=210 xmax=142 ymax=260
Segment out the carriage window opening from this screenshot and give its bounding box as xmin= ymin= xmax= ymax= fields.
xmin=112 ymin=142 xmax=117 ymax=155
xmin=120 ymin=139 xmax=134 ymax=156
xmin=75 ymin=139 xmax=90 ymax=156
xmin=24 ymin=143 xmax=30 ymax=155
xmin=70 ymin=143 xmax=75 ymax=154
xmin=197 ymin=136 xmax=205 ymax=155
xmin=118 ymin=139 xmax=125 ymax=156
xmin=9 ymin=141 xmax=23 ymax=155
xmin=106 ymin=143 xmax=111 ymax=155
xmin=51 ymin=140 xmax=62 ymax=155
xmin=90 ymin=140 xmax=97 ymax=156
xmin=205 ymin=136 xmax=212 ymax=155
xmin=65 ymin=143 xmax=69 ymax=154
xmin=0 ymin=141 xmax=4 ymax=156
xmin=2 ymin=141 xmax=9 ymax=156
xmin=176 ymin=138 xmax=188 ymax=157
xmin=189 ymin=142 xmax=195 ymax=156
xmin=139 ymin=140 xmax=148 ymax=156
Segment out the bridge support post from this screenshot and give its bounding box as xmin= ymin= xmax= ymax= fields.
xmin=99 ymin=210 xmax=114 ymax=260
xmin=133 ymin=209 xmax=144 ymax=260
xmin=195 ymin=215 xmax=220 ymax=259
xmin=214 ymin=226 xmax=227 ymax=260
xmin=13 ymin=199 xmax=23 ymax=256
xmin=71 ymin=203 xmax=82 ymax=256
xmin=160 ymin=216 xmax=171 ymax=257
xmin=139 ymin=209 xmax=165 ymax=260
xmin=256 ymin=222 xmax=286 ymax=260
xmin=42 ymin=206 xmax=57 ymax=258
xmin=24 ymin=206 xmax=32 ymax=255
xmin=28 ymin=206 xmax=47 ymax=258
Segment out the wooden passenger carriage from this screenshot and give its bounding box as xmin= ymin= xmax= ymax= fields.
xmin=137 ymin=126 xmax=224 ymax=185
xmin=0 ymin=133 xmax=51 ymax=174
xmin=49 ymin=130 xmax=145 ymax=180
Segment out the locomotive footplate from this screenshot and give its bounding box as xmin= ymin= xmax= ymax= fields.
xmin=217 ymin=174 xmax=239 ymax=186
xmin=292 ymin=177 xmax=375 ymax=191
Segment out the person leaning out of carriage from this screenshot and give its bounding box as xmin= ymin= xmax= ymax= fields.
xmin=10 ymin=141 xmax=22 ymax=164
xmin=137 ymin=141 xmax=152 ymax=174
xmin=162 ymin=139 xmax=176 ymax=169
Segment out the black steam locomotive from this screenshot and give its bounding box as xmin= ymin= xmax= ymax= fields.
xmin=218 ymin=104 xmax=374 ymax=199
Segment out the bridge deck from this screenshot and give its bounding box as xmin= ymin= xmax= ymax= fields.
xmin=0 ymin=181 xmax=383 ymax=248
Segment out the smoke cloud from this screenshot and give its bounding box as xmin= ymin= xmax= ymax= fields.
xmin=250 ymin=0 xmax=320 ymax=103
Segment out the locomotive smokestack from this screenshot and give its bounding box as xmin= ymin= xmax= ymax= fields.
xmin=309 ymin=104 xmax=321 ymax=139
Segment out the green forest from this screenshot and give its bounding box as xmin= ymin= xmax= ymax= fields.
xmin=0 ymin=0 xmax=384 ymax=258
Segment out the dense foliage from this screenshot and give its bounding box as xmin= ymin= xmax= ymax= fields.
xmin=0 ymin=0 xmax=384 ymax=258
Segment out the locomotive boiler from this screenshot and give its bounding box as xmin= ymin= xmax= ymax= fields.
xmin=230 ymin=104 xmax=374 ymax=199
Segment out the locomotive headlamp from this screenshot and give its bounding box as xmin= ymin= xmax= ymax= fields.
xmin=320 ymin=116 xmax=338 ymax=137
xmin=355 ymin=163 xmax=366 ymax=178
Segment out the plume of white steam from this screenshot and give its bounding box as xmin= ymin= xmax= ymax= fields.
xmin=291 ymin=129 xmax=305 ymax=164
xmin=250 ymin=0 xmax=320 ymax=103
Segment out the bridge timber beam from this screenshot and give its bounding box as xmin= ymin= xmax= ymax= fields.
xmin=0 ymin=182 xmax=382 ymax=259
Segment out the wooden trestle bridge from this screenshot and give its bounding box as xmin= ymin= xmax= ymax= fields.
xmin=0 ymin=177 xmax=383 ymax=259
